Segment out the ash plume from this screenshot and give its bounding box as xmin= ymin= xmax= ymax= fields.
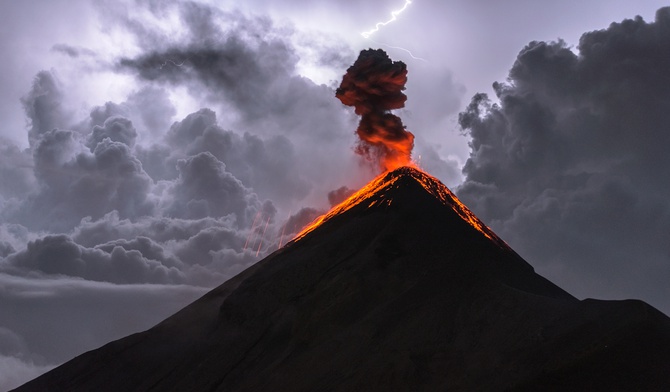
xmin=336 ymin=49 xmax=414 ymax=172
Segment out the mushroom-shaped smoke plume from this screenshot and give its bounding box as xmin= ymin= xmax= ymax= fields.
xmin=336 ymin=49 xmax=414 ymax=172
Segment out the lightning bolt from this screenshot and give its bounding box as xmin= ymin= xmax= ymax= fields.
xmin=361 ymin=0 xmax=412 ymax=39
xmin=244 ymin=211 xmax=262 ymax=251
xmin=256 ymin=216 xmax=271 ymax=257
xmin=367 ymin=37 xmax=428 ymax=62
xmin=360 ymin=0 xmax=427 ymax=62
xmin=277 ymin=208 xmax=292 ymax=249
xmin=158 ymin=59 xmax=185 ymax=69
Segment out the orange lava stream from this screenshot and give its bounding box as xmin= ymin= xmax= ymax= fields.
xmin=410 ymin=170 xmax=502 ymax=245
xmin=291 ymin=170 xmax=403 ymax=243
xmin=290 ymin=166 xmax=508 ymax=249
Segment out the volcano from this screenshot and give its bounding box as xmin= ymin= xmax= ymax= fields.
xmin=14 ymin=167 xmax=670 ymax=391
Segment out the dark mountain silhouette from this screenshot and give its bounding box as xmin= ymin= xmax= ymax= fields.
xmin=14 ymin=167 xmax=670 ymax=391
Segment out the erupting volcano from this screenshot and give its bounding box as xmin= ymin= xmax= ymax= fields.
xmin=336 ymin=49 xmax=415 ymax=172
xmin=15 ymin=166 xmax=670 ymax=391
xmin=14 ymin=51 xmax=670 ymax=392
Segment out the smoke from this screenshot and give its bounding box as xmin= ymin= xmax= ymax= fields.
xmin=336 ymin=49 xmax=415 ymax=172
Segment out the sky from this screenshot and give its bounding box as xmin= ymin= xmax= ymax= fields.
xmin=1 ymin=0 xmax=669 ymax=389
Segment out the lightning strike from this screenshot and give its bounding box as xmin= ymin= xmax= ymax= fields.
xmin=360 ymin=1 xmax=427 ymax=63
xmin=367 ymin=37 xmax=428 ymax=62
xmin=361 ymin=0 xmax=412 ymax=39
xmin=277 ymin=208 xmax=293 ymax=249
xmin=244 ymin=211 xmax=262 ymax=251
xmin=256 ymin=216 xmax=271 ymax=257
xmin=158 ymin=58 xmax=186 ymax=69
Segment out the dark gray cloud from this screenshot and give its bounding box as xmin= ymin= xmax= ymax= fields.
xmin=116 ymin=8 xmax=300 ymax=123
xmin=126 ymin=86 xmax=177 ymax=137
xmin=0 ymin=354 xmax=52 ymax=392
xmin=71 ymin=211 xmax=234 ymax=247
xmin=51 ymin=44 xmax=96 ymax=58
xmin=110 ymin=0 xmax=364 ymax=205
xmin=172 ymin=226 xmax=243 ymax=266
xmin=458 ymin=7 xmax=670 ymax=313
xmin=0 ymin=241 xmax=16 ymax=258
xmin=0 ymin=142 xmax=36 ymax=200
xmin=414 ymin=142 xmax=462 ymax=185
xmin=68 ymin=212 xmax=262 ymax=286
xmin=3 ymin=234 xmax=184 ymax=284
xmin=88 ymin=116 xmax=138 ymax=148
xmin=0 ymin=272 xmax=207 ymax=389
xmin=327 ymin=186 xmax=354 ymax=207
xmin=6 ymin=128 xmax=155 ymax=232
xmin=281 ymin=207 xmax=323 ymax=237
xmin=166 ymin=151 xmax=268 ymax=225
xmin=155 ymin=108 xmax=311 ymax=203
xmin=80 ymin=86 xmax=176 ymax=139
xmin=21 ymin=72 xmax=71 ymax=147
xmin=87 ymin=101 xmax=128 ymax=129
xmin=95 ymin=236 xmax=183 ymax=269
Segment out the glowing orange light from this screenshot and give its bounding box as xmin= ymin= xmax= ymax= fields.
xmin=289 ymin=166 xmax=508 ymax=250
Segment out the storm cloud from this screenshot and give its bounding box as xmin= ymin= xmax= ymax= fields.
xmin=0 ymin=1 xmax=365 ymax=387
xmin=458 ymin=7 xmax=670 ymax=310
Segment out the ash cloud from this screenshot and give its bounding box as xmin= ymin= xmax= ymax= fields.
xmin=458 ymin=7 xmax=670 ymax=313
xmin=336 ymin=49 xmax=415 ymax=172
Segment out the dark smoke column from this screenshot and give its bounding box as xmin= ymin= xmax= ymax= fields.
xmin=336 ymin=49 xmax=415 ymax=172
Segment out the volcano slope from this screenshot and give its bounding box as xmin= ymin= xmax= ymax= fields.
xmin=14 ymin=167 xmax=670 ymax=391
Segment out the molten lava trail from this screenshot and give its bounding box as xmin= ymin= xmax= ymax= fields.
xmin=290 ymin=166 xmax=508 ymax=250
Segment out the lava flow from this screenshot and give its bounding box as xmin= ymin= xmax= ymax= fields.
xmin=291 ymin=166 xmax=508 ymax=250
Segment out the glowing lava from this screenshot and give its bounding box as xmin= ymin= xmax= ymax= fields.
xmin=291 ymin=166 xmax=508 ymax=249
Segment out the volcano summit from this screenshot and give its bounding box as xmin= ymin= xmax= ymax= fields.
xmin=14 ymin=167 xmax=670 ymax=391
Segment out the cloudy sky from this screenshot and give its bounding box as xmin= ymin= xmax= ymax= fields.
xmin=1 ymin=0 xmax=669 ymax=389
